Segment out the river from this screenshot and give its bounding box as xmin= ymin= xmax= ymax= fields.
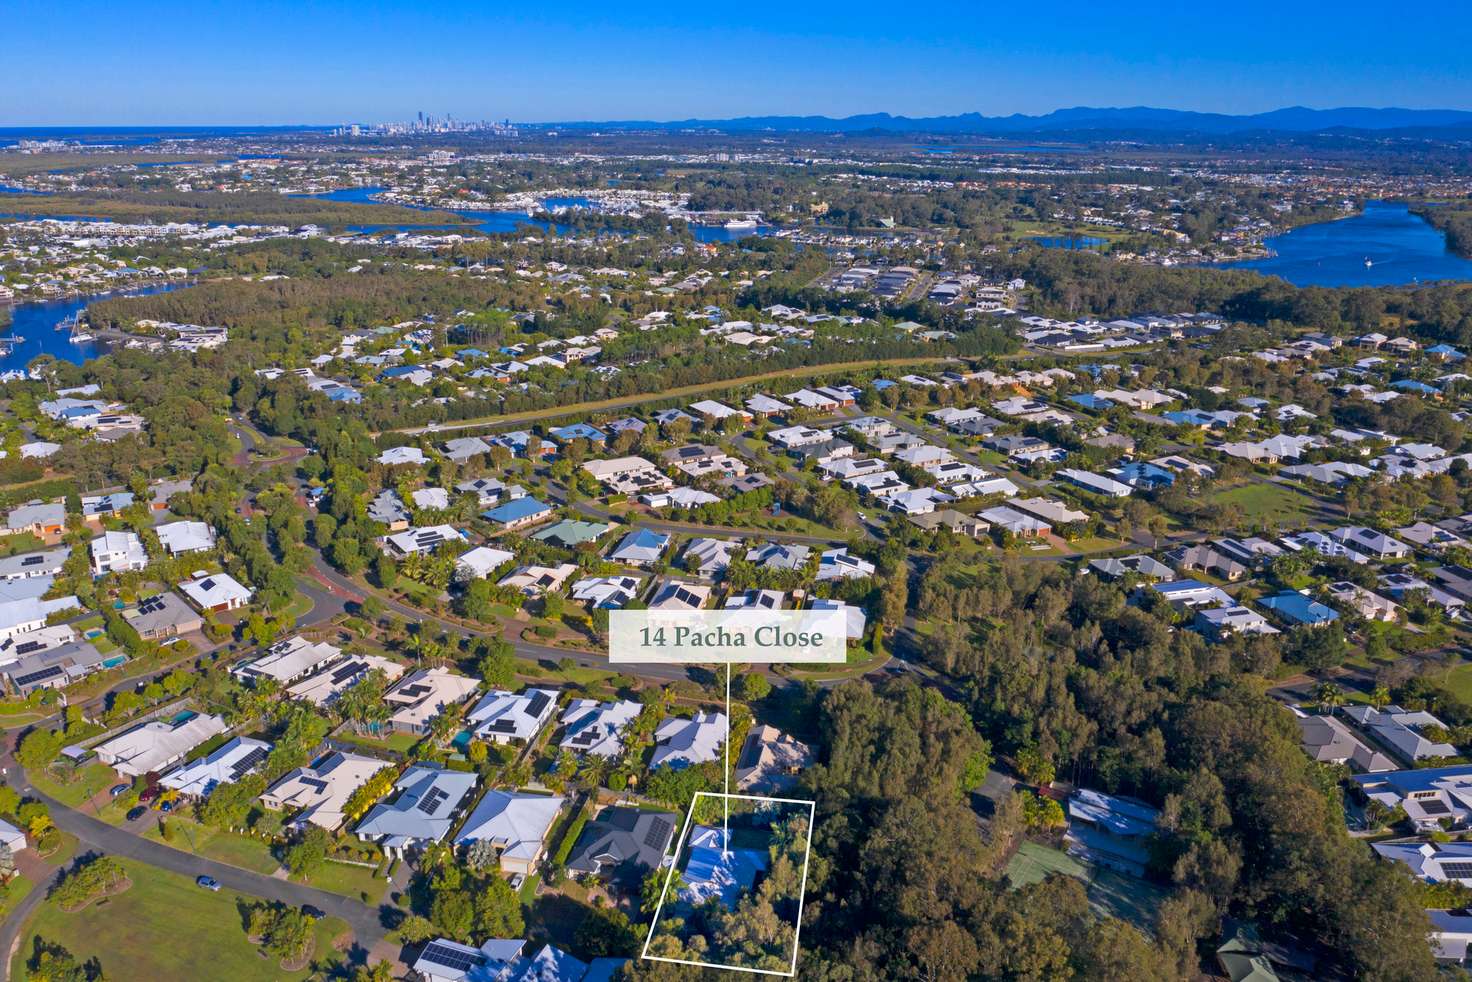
xmin=303 ymin=186 xmax=774 ymax=243
xmin=0 ymin=282 xmax=191 ymax=374
xmin=1216 ymin=201 xmax=1472 ymax=287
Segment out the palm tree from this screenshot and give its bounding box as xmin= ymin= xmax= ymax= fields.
xmin=1315 ymin=680 xmax=1345 ymax=714
xmin=1370 ymin=684 xmax=1392 ymax=709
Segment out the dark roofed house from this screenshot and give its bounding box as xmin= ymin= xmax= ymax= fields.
xmin=564 ymin=806 xmax=678 ymax=879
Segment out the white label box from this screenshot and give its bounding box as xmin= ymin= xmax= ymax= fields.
xmin=609 ymin=608 xmax=847 ymax=664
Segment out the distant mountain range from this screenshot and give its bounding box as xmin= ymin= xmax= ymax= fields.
xmin=548 ymin=106 xmax=1472 ymax=136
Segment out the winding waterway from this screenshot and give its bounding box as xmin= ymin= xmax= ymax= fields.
xmin=1216 ymin=201 xmax=1472 ymax=287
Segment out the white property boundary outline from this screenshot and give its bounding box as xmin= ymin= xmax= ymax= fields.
xmin=639 ymin=789 xmax=818 ymax=978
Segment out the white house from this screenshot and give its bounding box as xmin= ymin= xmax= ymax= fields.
xmin=455 ymin=791 xmax=565 ymax=875
xmin=466 ymin=688 xmax=559 ymax=745
xmin=154 ymin=520 xmax=216 ymax=557
xmin=560 ymin=699 xmax=642 ymax=758
xmin=90 ymin=530 xmax=147 ymax=576
xmin=651 ymin=711 xmax=727 ymax=768
xmin=160 ymin=736 xmax=271 ymax=798
xmin=93 ymin=712 xmax=228 ymax=778
xmin=179 ymin=572 xmax=252 ymax=613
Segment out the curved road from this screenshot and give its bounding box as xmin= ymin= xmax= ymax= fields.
xmin=0 ymin=760 xmax=392 ymax=980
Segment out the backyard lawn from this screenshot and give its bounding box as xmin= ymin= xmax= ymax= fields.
xmin=8 ymin=859 xmax=350 ymax=982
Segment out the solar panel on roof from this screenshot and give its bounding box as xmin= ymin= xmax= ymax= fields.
xmin=644 ymin=817 xmax=673 ymax=849
xmin=416 ymin=787 xmax=449 ymax=814
xmin=1442 ymin=861 xmax=1472 ymax=879
xmin=328 ymin=662 xmax=363 ymax=684
xmin=14 ymin=640 xmax=44 ymax=655
xmin=524 ymin=691 xmax=551 ymax=718
xmin=13 ymin=666 xmax=64 ymax=687
xmin=420 ymin=941 xmax=483 ymax=972
xmin=229 ymin=746 xmax=268 ymax=781
xmin=1422 ymin=800 xmax=1453 ymax=815
xmin=485 ymin=719 xmax=516 ymax=734
xmin=20 ymin=555 xmax=43 ymax=566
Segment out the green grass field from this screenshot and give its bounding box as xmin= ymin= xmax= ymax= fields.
xmin=143 ymin=818 xmax=282 ymax=875
xmin=299 ymin=860 xmax=387 ymax=905
xmin=8 ymin=859 xmax=350 ymax=982
xmin=28 ymin=763 xmax=117 ymax=809
xmin=1208 ymin=482 xmax=1312 ymax=527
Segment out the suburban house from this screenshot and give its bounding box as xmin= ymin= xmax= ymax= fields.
xmin=260 ymin=750 xmax=389 ymax=830
xmin=481 ymin=496 xmax=554 ymax=530
xmin=735 ymin=725 xmax=814 ymax=791
xmin=1087 ymin=554 xmax=1174 ymax=581
xmin=1328 ymin=526 xmax=1412 ymax=561
xmin=232 ymin=636 xmax=343 ymax=686
xmin=1168 ymin=544 xmax=1247 ymax=582
xmin=498 ymin=563 xmax=578 ymax=597
xmin=1353 ymin=766 xmax=1472 ymax=831
xmin=648 ymin=580 xmax=712 ymax=610
xmin=682 ymin=538 xmax=739 ymax=576
xmin=817 ymin=548 xmax=876 ymax=581
xmin=93 ymin=712 xmax=228 ymax=778
xmin=122 ymin=592 xmax=203 ymax=640
xmin=682 ymin=826 xmax=768 ymax=908
xmin=413 ymin=940 xmax=613 ymax=982
xmin=355 ymin=764 xmax=479 ymax=855
xmin=383 ymin=525 xmax=464 ymax=558
xmin=287 ymin=653 xmax=405 ymax=706
xmin=1324 ymin=581 xmax=1401 ymax=622
xmin=159 ymin=736 xmax=271 ymax=798
xmin=90 ymin=530 xmax=148 ymax=576
xmin=0 ymin=593 xmax=81 ymax=641
xmin=367 ymin=490 xmax=412 ymax=530
xmin=1372 ymin=840 xmax=1472 ymax=886
xmin=1150 ymin=580 xmax=1234 ymax=608
xmin=608 ymin=529 xmax=670 ymax=566
xmin=581 ymin=456 xmax=672 ymax=496
xmin=0 ymin=547 xmax=68 ymax=582
xmin=0 ymin=635 xmax=107 ymax=696
xmin=564 ymin=805 xmax=677 ymax=878
xmin=1258 ymin=590 xmax=1339 ymax=627
xmin=559 ymin=699 xmax=642 ymax=757
xmin=466 ymin=688 xmax=559 ymax=745
xmin=976 ymin=506 xmax=1050 ymax=538
xmin=1194 ymin=605 xmax=1280 ymax=640
xmin=455 ymin=790 xmax=565 ymax=875
xmin=1064 ymin=788 xmax=1161 ymax=878
xmin=569 ymin=575 xmax=643 ymax=609
xmin=383 ymin=667 xmax=480 ymax=735
xmin=179 ymin=572 xmax=252 ymax=613
xmin=651 ymin=711 xmax=727 ymax=768
xmin=1342 ymin=705 xmax=1458 ymax=763
xmin=530 ymin=519 xmax=614 ymax=550
xmin=453 ymin=546 xmax=516 ymax=582
xmin=1295 ymin=712 xmax=1396 ymax=772
xmin=5 ymin=502 xmax=67 ymax=539
xmin=154 ymin=520 xmax=216 ymax=557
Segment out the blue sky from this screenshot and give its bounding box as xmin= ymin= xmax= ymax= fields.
xmin=6 ymin=0 xmax=1472 ymax=125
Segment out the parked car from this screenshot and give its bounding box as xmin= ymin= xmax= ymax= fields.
xmin=509 ymin=873 xmax=525 ymax=890
xmin=196 ymin=876 xmax=220 ymax=892
xmin=126 ymin=806 xmax=147 ymax=822
xmin=138 ymin=786 xmax=160 ymax=803
xmin=108 ymin=784 xmax=130 ymax=798
xmin=157 ymin=800 xmax=173 ymax=813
